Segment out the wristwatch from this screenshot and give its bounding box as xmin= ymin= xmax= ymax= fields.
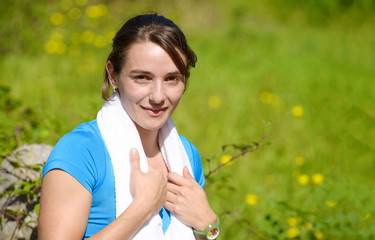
xmin=193 ymin=215 xmax=221 ymax=239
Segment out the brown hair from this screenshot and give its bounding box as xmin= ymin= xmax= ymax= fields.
xmin=102 ymin=13 xmax=197 ymax=100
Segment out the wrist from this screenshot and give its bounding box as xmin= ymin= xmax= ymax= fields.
xmin=194 ymin=211 xmax=217 ymax=232
xmin=130 ymin=197 xmax=155 ymax=220
xmin=193 ymin=214 xmax=221 ymax=240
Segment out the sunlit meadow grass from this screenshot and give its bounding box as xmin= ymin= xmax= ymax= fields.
xmin=1 ymin=0 xmax=375 ymax=238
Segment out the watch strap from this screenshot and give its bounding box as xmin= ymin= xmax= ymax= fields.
xmin=193 ymin=214 xmax=221 ymax=239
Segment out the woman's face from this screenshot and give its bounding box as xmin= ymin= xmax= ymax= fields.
xmin=110 ymin=41 xmax=185 ymax=133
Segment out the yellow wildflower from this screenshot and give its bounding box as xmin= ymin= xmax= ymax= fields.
xmin=325 ymin=200 xmax=338 ymax=208
xmin=68 ymin=8 xmax=81 ymax=20
xmin=75 ymin=0 xmax=88 ymax=6
xmin=291 ymin=105 xmax=304 ymax=117
xmin=44 ymin=41 xmax=67 ymax=54
xmin=312 ymin=173 xmax=324 ymax=185
xmin=314 ymin=230 xmax=324 ymax=239
xmin=302 ymin=222 xmax=313 ymax=231
xmin=208 ymin=96 xmax=221 ymax=109
xmin=295 ymin=156 xmax=304 ymax=166
xmin=56 ymin=42 xmax=67 ymax=54
xmin=245 ymin=194 xmax=258 ymax=205
xmin=220 ymin=154 xmax=233 ymax=166
xmin=59 ymin=0 xmax=72 ymax=10
xmin=259 ymin=91 xmax=273 ymax=104
xmin=50 ymin=12 xmax=65 ymax=26
xmin=297 ymin=174 xmax=309 ymax=185
xmin=286 ymin=227 xmax=299 ymax=239
xmin=259 ymin=91 xmax=284 ymax=111
xmin=287 ymin=217 xmax=300 ymax=227
xmin=85 ymin=4 xmax=108 ymax=19
xmin=45 ymin=41 xmax=58 ymax=54
xmin=94 ymin=35 xmax=107 ymax=48
xmin=365 ymin=212 xmax=371 ymax=219
xmin=81 ymin=31 xmax=95 ymax=43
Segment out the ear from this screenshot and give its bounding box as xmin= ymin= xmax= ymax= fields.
xmin=106 ymin=61 xmax=118 ymax=89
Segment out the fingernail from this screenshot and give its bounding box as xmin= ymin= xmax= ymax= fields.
xmin=130 ymin=148 xmax=137 ymax=155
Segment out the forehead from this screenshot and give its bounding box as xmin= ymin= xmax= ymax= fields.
xmin=123 ymin=42 xmax=179 ymax=72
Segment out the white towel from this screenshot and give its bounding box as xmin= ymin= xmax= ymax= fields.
xmin=97 ymin=92 xmax=195 ymax=240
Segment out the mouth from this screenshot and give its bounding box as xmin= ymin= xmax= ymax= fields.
xmin=141 ymin=106 xmax=168 ymax=116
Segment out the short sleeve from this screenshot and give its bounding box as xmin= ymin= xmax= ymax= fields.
xmin=42 ymin=122 xmax=105 ymax=194
xmin=179 ymin=135 xmax=205 ymax=188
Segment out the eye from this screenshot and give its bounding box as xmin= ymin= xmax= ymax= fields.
xmin=135 ymin=75 xmax=148 ymax=80
xmin=165 ymin=75 xmax=182 ymax=83
xmin=166 ymin=76 xmax=178 ymax=81
xmin=132 ymin=75 xmax=151 ymax=83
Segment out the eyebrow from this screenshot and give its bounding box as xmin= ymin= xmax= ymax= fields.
xmin=129 ymin=70 xmax=152 ymax=75
xmin=129 ymin=70 xmax=182 ymax=75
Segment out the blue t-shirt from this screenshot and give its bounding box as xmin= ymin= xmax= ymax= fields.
xmin=42 ymin=120 xmax=204 ymax=239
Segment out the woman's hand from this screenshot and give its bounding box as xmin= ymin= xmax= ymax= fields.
xmin=165 ymin=166 xmax=217 ymax=232
xmin=129 ymin=148 xmax=167 ymax=215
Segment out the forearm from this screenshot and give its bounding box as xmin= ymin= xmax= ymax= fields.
xmin=88 ymin=198 xmax=154 ymax=240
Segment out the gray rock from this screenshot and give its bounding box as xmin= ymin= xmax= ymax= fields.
xmin=0 ymin=144 xmax=53 ymax=240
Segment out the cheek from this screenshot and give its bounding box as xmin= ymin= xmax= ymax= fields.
xmin=169 ymin=88 xmax=184 ymax=104
xmin=120 ymin=83 xmax=144 ymax=103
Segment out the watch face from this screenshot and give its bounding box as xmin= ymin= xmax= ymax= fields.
xmin=207 ymin=227 xmax=220 ymax=239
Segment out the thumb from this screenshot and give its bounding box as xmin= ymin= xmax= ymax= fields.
xmin=182 ymin=166 xmax=194 ymax=180
xmin=129 ymin=148 xmax=141 ymax=174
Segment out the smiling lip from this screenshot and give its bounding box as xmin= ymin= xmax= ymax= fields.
xmin=141 ymin=106 xmax=167 ymax=117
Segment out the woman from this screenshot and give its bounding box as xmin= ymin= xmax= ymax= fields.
xmin=38 ymin=14 xmax=220 ymax=240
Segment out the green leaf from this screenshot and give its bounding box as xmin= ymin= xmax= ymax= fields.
xmin=23 ymin=182 xmax=35 ymax=191
xmin=12 ymin=188 xmax=29 ymax=195
xmin=30 ymin=164 xmax=41 ymax=171
xmin=5 ymin=209 xmax=18 ymax=216
xmin=8 ymin=159 xmax=21 ymax=168
xmin=15 ymin=181 xmax=29 ymax=186
xmin=20 ymin=220 xmax=36 ymax=229
xmin=21 ymin=210 xmax=30 ymax=216
xmin=34 ymin=203 xmax=40 ymax=215
xmin=222 ymin=143 xmax=253 ymax=152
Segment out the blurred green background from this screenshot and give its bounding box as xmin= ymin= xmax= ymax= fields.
xmin=1 ymin=0 xmax=375 ymax=239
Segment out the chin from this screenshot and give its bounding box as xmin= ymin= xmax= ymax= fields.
xmin=136 ymin=120 xmax=169 ymax=132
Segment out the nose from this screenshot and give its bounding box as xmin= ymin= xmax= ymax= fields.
xmin=149 ymin=80 xmax=165 ymax=105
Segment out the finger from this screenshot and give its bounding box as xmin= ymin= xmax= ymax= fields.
xmin=167 ymin=181 xmax=181 ymax=195
xmin=165 ymin=191 xmax=178 ymax=203
xmin=182 ymin=166 xmax=194 ymax=180
xmin=167 ymin=172 xmax=186 ymax=186
xmin=129 ymin=148 xmax=141 ymax=174
xmin=164 ymin=201 xmax=174 ymax=213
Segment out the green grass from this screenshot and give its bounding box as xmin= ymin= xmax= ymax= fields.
xmin=1 ymin=0 xmax=375 ymax=238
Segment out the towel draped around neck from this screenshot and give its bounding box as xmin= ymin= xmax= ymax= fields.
xmin=97 ymin=92 xmax=195 ymax=239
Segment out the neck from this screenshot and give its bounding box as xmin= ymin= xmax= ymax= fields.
xmin=135 ymin=124 xmax=160 ymax=158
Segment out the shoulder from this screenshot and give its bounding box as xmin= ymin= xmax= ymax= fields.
xmin=43 ymin=120 xmax=109 ymax=193
xmin=52 ymin=120 xmax=105 ymax=155
xmin=63 ymin=120 xmax=102 ymax=145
